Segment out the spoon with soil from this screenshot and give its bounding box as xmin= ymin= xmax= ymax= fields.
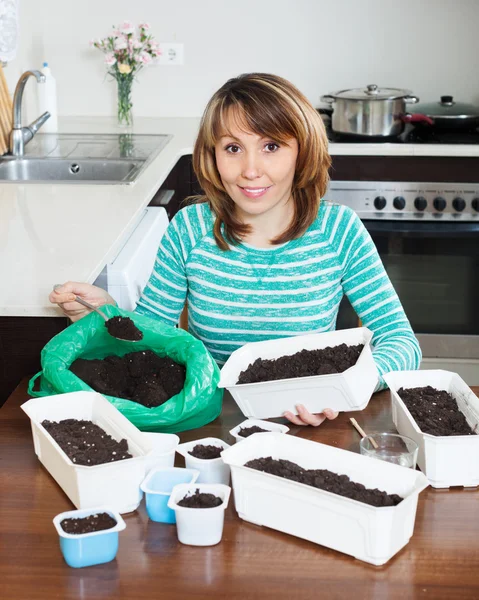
xmin=53 ymin=285 xmax=143 ymax=342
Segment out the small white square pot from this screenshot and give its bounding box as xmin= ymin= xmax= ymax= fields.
xmin=53 ymin=506 xmax=126 ymax=568
xmin=384 ymin=370 xmax=479 ymax=488
xmin=176 ymin=437 xmax=231 ymax=484
xmin=218 ymin=327 xmax=379 ymax=419
xmin=143 ymin=432 xmax=180 ymax=475
xmin=229 ymin=419 xmax=290 ymax=443
xmin=167 ymin=483 xmax=231 ymax=546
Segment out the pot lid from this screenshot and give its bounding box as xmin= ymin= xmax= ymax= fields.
xmin=415 ymin=96 xmax=479 ymax=119
xmin=327 ymin=84 xmax=414 ymax=101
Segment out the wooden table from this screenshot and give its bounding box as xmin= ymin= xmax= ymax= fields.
xmin=1 ymin=381 xmax=478 ymax=600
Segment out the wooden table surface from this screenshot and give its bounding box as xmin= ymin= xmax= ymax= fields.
xmin=1 ymin=380 xmax=479 ymax=600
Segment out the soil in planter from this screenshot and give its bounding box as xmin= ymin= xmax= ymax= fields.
xmin=245 ymin=457 xmax=403 ymax=507
xmin=61 ymin=512 xmax=117 ymax=534
xmin=188 ymin=444 xmax=223 ymax=459
xmin=238 ymin=425 xmax=269 ymax=438
xmin=237 ymin=343 xmax=364 ymax=384
xmin=177 ymin=489 xmax=223 ymax=508
xmin=70 ymin=350 xmax=186 ymax=408
xmin=41 ymin=419 xmax=132 ymax=466
xmin=105 ymin=316 xmax=143 ymax=341
xmin=397 ymin=386 xmax=477 ymax=436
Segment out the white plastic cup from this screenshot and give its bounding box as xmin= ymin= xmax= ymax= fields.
xmin=229 ymin=419 xmax=290 ymax=443
xmin=176 ymin=437 xmax=231 ymax=484
xmin=143 ymin=432 xmax=180 ymax=475
xmin=167 ymin=483 xmax=231 ymax=546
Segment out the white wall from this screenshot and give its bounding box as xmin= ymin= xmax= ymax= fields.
xmin=5 ymin=0 xmax=479 ymax=120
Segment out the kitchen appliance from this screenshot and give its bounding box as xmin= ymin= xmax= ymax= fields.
xmin=320 ymin=84 xmax=432 ymax=138
xmin=414 ymin=96 xmax=479 ymax=131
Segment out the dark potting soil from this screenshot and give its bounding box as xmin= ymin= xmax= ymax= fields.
xmin=238 ymin=425 xmax=269 ymax=438
xmin=177 ymin=489 xmax=223 ymax=508
xmin=70 ymin=350 xmax=186 ymax=408
xmin=105 ymin=316 xmax=143 ymax=341
xmin=61 ymin=512 xmax=117 ymax=535
xmin=245 ymin=457 xmax=403 ymax=507
xmin=188 ymin=444 xmax=223 ymax=459
xmin=397 ymin=386 xmax=477 ymax=436
xmin=41 ymin=419 xmax=132 ymax=466
xmin=237 ymin=343 xmax=364 ymax=384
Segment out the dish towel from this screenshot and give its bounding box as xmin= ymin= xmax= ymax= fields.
xmin=0 ymin=0 xmax=19 ymax=63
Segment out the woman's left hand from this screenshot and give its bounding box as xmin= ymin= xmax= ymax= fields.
xmin=283 ymin=404 xmax=338 ymax=427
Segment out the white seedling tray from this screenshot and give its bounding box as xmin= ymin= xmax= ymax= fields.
xmin=221 ymin=432 xmax=428 ymax=566
xmin=384 ymin=370 xmax=479 ymax=488
xmin=229 ymin=419 xmax=290 ymax=443
xmin=21 ymin=391 xmax=152 ymax=513
xmin=218 ymin=327 xmax=379 ymax=419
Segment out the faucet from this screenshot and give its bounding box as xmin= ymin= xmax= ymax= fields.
xmin=9 ymin=70 xmax=51 ymax=157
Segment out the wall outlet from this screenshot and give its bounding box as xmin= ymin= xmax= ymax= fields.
xmin=157 ymin=43 xmax=184 ymax=66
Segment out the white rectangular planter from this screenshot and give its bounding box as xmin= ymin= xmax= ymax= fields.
xmin=221 ymin=432 xmax=428 ymax=566
xmin=218 ymin=327 xmax=379 ymax=419
xmin=384 ymin=370 xmax=479 ymax=488
xmin=22 ymin=391 xmax=152 ymax=513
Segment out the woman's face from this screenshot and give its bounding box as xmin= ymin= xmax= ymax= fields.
xmin=214 ymin=112 xmax=298 ymax=222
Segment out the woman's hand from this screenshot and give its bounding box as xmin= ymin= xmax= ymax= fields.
xmin=283 ymin=404 xmax=338 ymax=427
xmin=49 ymin=282 xmax=116 ymax=322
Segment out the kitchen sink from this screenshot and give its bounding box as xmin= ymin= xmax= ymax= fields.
xmin=0 ymin=133 xmax=172 ymax=184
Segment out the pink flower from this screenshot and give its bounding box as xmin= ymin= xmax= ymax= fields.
xmin=139 ymin=22 xmax=150 ymax=31
xmin=139 ymin=51 xmax=152 ymax=64
xmin=111 ymin=28 xmax=121 ymax=37
xmin=119 ymin=21 xmax=135 ymax=35
xmin=132 ymin=40 xmax=143 ymax=49
xmin=114 ymin=36 xmax=128 ymax=50
xmin=104 ymin=53 xmax=116 ymax=66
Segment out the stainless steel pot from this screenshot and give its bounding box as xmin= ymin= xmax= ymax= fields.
xmin=321 ymin=84 xmax=433 ymax=138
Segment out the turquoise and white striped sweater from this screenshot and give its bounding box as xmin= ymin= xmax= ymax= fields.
xmin=135 ymin=201 xmax=421 ymax=388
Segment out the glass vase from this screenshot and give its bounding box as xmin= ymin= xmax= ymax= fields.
xmin=116 ymin=75 xmax=134 ymax=128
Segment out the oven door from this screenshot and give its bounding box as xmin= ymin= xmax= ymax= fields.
xmin=337 ymin=220 xmax=479 ymax=361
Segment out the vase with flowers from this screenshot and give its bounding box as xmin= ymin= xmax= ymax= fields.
xmin=91 ymin=21 xmax=161 ymax=128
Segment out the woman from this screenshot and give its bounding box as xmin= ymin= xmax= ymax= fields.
xmin=50 ymin=73 xmax=421 ymax=427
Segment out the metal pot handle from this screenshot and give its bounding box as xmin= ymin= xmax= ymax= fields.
xmin=320 ymin=95 xmax=335 ymax=103
xmin=404 ymin=95 xmax=419 ymax=104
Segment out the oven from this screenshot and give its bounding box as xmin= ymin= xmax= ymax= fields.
xmin=325 ymin=155 xmax=479 ymax=384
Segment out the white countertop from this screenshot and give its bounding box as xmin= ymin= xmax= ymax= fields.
xmin=2 ymin=116 xmax=479 ymax=317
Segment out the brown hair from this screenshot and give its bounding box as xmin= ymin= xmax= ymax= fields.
xmin=191 ymin=72 xmax=331 ymax=250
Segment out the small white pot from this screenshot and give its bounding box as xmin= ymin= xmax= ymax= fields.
xmin=176 ymin=437 xmax=231 ymax=484
xmin=167 ymin=483 xmax=231 ymax=546
xmin=229 ymin=419 xmax=290 ymax=443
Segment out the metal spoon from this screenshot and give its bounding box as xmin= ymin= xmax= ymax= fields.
xmin=53 ymin=285 xmax=142 ymax=342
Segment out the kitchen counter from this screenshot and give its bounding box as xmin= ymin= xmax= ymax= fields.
xmin=1 ymin=380 xmax=479 ymax=600
xmin=2 ymin=116 xmax=479 ymax=318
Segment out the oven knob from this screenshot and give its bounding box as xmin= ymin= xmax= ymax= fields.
xmin=374 ymin=196 xmax=386 ymax=210
xmin=393 ymin=196 xmax=406 ymax=210
xmin=433 ymin=197 xmax=446 ymax=211
xmin=414 ymin=196 xmax=427 ymax=211
xmin=452 ymin=197 xmax=466 ymax=212
xmin=472 ymin=198 xmax=479 ymax=212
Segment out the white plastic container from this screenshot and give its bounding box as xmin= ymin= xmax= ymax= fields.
xmin=221 ymin=432 xmax=429 ymax=566
xmin=218 ymin=327 xmax=379 ymax=419
xmin=21 ymin=391 xmax=152 ymax=513
xmin=37 ymin=62 xmax=58 ymax=132
xmin=176 ymin=437 xmax=231 ymax=484
xmin=167 ymin=483 xmax=231 ymax=546
xmin=384 ymin=370 xmax=479 ymax=488
xmin=143 ymin=432 xmax=180 ymax=475
xmin=229 ymin=419 xmax=290 ymax=443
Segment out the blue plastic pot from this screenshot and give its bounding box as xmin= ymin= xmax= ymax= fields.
xmin=53 ymin=507 xmax=126 ymax=568
xmin=140 ymin=467 xmax=199 ymax=523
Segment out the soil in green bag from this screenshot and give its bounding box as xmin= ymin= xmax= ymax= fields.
xmin=105 ymin=315 xmax=143 ymax=341
xmin=245 ymin=457 xmax=403 ymax=507
xmin=177 ymin=489 xmax=223 ymax=508
xmin=238 ymin=425 xmax=269 ymax=438
xmin=237 ymin=343 xmax=363 ymax=385
xmin=397 ymin=386 xmax=477 ymax=436
xmin=188 ymin=444 xmax=223 ymax=459
xmin=61 ymin=512 xmax=117 ymax=534
xmin=70 ymin=350 xmax=186 ymax=408
xmin=41 ymin=419 xmax=132 ymax=466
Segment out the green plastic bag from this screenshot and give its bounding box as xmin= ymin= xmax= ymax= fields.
xmin=28 ymin=304 xmax=223 ymax=433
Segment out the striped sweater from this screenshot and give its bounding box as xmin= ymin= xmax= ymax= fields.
xmin=135 ymin=201 xmax=421 ymax=388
